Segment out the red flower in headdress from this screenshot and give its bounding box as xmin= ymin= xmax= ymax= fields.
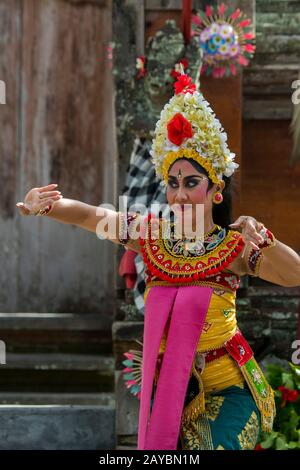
xmin=174 ymin=74 xmax=196 ymax=95
xmin=167 ymin=113 xmax=193 ymax=146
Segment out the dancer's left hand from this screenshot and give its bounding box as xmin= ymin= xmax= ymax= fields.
xmin=229 ymin=215 xmax=265 ymax=250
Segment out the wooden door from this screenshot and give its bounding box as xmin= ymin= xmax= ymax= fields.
xmin=0 ymin=0 xmax=117 ymax=321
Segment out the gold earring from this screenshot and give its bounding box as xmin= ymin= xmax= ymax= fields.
xmin=213 ymin=192 xmax=223 ymax=204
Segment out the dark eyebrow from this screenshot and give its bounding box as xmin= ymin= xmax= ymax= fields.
xmin=168 ymin=175 xmax=205 ymax=181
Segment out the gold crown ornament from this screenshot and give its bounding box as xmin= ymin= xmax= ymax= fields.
xmin=150 ymin=72 xmax=239 ymax=185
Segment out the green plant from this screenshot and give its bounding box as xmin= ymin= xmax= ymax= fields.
xmin=257 ymin=362 xmax=300 ymax=450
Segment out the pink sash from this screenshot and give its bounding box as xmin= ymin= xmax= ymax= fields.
xmin=137 ymin=285 xmax=213 ymax=450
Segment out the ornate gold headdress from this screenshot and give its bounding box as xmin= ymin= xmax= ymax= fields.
xmin=150 ymin=72 xmax=239 ymax=185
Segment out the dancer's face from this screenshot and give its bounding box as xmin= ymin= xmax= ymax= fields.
xmin=166 ymin=159 xmax=222 ymax=232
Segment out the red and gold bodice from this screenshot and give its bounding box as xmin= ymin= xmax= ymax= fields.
xmin=138 ymin=214 xmax=245 ymax=291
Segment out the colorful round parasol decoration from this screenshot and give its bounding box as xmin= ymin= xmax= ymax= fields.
xmin=192 ymin=3 xmax=256 ymax=78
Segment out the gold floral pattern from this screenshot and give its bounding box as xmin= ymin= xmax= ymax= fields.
xmin=205 ymin=395 xmax=225 ymax=422
xmin=181 ymin=415 xmax=214 ymax=450
xmin=179 ymin=385 xmax=262 ymax=450
xmin=238 ymin=411 xmax=260 ymax=450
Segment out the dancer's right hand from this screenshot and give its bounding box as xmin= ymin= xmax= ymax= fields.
xmin=15 ymin=183 xmax=63 ymax=216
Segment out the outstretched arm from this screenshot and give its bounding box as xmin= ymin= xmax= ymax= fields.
xmin=229 ymin=216 xmax=300 ymax=287
xmin=16 ymin=183 xmax=141 ymax=250
xmin=16 ymin=183 xmax=121 ymax=243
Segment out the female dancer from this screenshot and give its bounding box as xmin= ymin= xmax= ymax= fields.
xmin=16 ymin=73 xmax=300 ymax=450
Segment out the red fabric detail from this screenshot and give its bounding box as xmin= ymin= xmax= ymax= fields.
xmin=118 ymin=250 xmax=137 ymax=289
xmin=224 ymin=329 xmax=253 ymax=366
xmin=205 ymin=347 xmax=227 ymax=363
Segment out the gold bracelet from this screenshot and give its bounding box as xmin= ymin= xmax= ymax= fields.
xmin=34 ymin=205 xmax=52 ymax=216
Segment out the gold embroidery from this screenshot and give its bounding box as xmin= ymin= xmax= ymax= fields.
xmin=205 ymin=395 xmax=225 ymax=422
xmin=238 ymin=411 xmax=260 ymax=450
xmin=181 ymin=364 xmax=206 ymax=425
xmin=240 ymin=358 xmax=276 ymax=433
xmin=181 ymin=415 xmax=214 ymax=450
xmin=180 ymin=356 xmax=244 ymax=425
xmin=142 ymin=218 xmax=243 ymax=279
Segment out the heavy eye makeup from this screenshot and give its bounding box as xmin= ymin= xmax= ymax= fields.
xmin=167 ymin=175 xmax=204 ymax=189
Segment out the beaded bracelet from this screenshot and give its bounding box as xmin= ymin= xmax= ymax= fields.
xmin=257 ymin=224 xmax=276 ymax=250
xmin=118 ymin=212 xmax=140 ymax=245
xmin=248 ymin=247 xmax=263 ymax=276
xmin=118 ymin=212 xmax=127 ymax=242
